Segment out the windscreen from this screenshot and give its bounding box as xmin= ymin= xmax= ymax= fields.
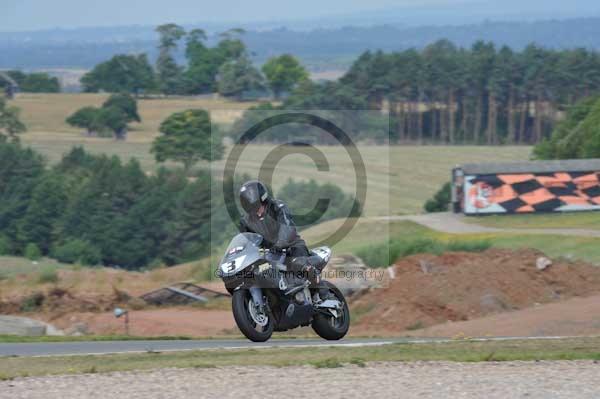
xmin=221 ymin=233 xmax=262 ymax=262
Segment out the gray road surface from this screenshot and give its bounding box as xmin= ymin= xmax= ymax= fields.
xmin=0 ymin=338 xmax=405 ymax=357
xmin=0 ymin=336 xmax=577 ymax=358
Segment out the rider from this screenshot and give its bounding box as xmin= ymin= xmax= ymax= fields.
xmin=238 ymin=180 xmax=325 ymax=296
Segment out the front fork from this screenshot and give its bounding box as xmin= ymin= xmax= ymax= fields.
xmin=249 ymin=286 xmax=266 ymax=312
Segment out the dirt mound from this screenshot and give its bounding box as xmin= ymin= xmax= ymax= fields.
xmin=0 ymin=286 xmax=131 ymax=315
xmin=0 ymin=258 xmax=214 ymax=315
xmin=38 ymin=307 xmax=236 ymax=337
xmin=403 ymin=294 xmax=600 ymax=338
xmin=351 ymin=248 xmax=600 ymax=334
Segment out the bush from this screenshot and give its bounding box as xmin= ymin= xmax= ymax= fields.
xmin=424 ymin=182 xmax=451 ymax=213
xmin=446 ymin=240 xmax=491 ymax=252
xmin=356 ymin=237 xmax=492 ymax=268
xmin=24 ymin=243 xmax=41 ymax=261
xmin=20 ymin=292 xmax=45 ymax=312
xmin=276 ymin=179 xmax=362 ymax=228
xmin=37 ymin=266 xmax=59 ymax=284
xmin=128 ymin=297 xmax=147 ymax=311
xmin=0 ymin=235 xmax=11 ymax=255
xmin=356 ymin=238 xmax=439 ymax=268
xmin=52 ymin=239 xmax=102 ymax=266
xmin=311 ymin=358 xmax=343 ymax=368
xmin=533 ymin=96 xmax=600 ymax=159
xmin=0 ymin=144 xmax=219 ymax=271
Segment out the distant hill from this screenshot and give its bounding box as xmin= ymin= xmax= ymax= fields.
xmin=3 ymin=17 xmax=600 ymax=71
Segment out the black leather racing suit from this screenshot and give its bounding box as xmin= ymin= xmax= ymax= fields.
xmin=239 ymin=198 xmax=310 ymax=262
xmin=239 ymin=198 xmax=327 ymax=294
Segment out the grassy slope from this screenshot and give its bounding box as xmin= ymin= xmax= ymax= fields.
xmin=465 ymin=212 xmax=600 ymax=230
xmin=13 ymin=93 xmax=255 ymax=136
xmin=14 ymin=93 xmax=531 ymax=215
xmin=0 ymin=257 xmax=72 ymax=278
xmin=1 ymin=337 xmax=599 ymax=379
xmin=209 ymin=144 xmax=531 ymax=216
xmin=20 ymin=141 xmax=530 ymax=216
xmin=0 ymin=256 xmax=211 ymax=299
xmin=302 ymin=219 xmax=600 ymax=265
xmin=4 ymin=219 xmax=598 ymax=299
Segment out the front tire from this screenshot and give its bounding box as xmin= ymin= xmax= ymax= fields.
xmin=312 ymin=281 xmax=350 ymax=340
xmin=232 ymin=289 xmax=274 ymax=342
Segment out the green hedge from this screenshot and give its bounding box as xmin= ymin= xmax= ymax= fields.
xmin=356 ymin=237 xmax=491 ymax=268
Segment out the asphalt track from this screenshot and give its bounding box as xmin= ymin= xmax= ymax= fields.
xmin=0 ymin=336 xmax=576 ymax=357
xmin=0 ymin=338 xmax=404 ymax=357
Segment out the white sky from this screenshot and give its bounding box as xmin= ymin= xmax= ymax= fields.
xmin=1 ymin=0 xmax=468 ymax=31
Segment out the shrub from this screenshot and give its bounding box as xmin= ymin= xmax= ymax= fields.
xmin=79 ymin=246 xmax=102 ymax=266
xmin=311 ymin=358 xmax=343 ymax=368
xmin=0 ymin=235 xmax=11 ymax=255
xmin=406 ymin=320 xmax=425 ymax=331
xmin=356 ymin=238 xmax=442 ymax=268
xmin=446 ymin=240 xmax=491 ymax=252
xmin=20 ymin=292 xmax=45 ymax=312
xmin=37 ymin=266 xmax=59 ymax=284
xmin=52 ymin=239 xmax=101 ymax=266
xmin=24 ymin=243 xmax=42 ymax=261
xmin=128 ymin=297 xmax=147 ymax=311
xmin=424 ymin=182 xmax=451 ymax=213
xmin=533 ymin=96 xmax=600 ymax=160
xmin=356 ymin=237 xmax=493 ymax=268
xmin=277 ymin=179 xmax=362 ymax=228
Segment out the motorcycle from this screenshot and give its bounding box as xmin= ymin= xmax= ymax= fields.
xmin=218 ymin=232 xmax=350 ymax=342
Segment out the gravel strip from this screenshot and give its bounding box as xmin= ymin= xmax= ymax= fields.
xmin=1 ymin=361 xmax=599 ymax=399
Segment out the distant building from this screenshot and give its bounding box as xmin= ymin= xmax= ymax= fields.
xmin=452 ymin=159 xmax=600 ymax=215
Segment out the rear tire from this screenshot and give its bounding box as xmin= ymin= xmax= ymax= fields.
xmin=232 ymin=289 xmax=274 ymax=342
xmin=311 ymin=281 xmax=350 ymax=340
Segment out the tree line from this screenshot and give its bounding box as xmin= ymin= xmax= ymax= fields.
xmin=0 ymin=139 xmax=359 ymax=269
xmin=340 ymin=40 xmax=600 ymax=144
xmin=81 ymin=24 xmax=308 ymax=100
xmin=0 ymin=143 xmax=221 ymax=269
xmin=534 ymin=95 xmax=600 ymax=159
xmin=0 ymin=70 xmax=60 ymax=93
xmin=235 ymin=40 xmax=600 ymax=145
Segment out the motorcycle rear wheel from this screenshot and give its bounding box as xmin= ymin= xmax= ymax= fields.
xmin=232 ymin=289 xmax=274 ymax=342
xmin=311 ymin=281 xmax=350 ymax=340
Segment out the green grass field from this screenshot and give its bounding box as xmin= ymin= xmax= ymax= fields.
xmin=1 ymin=337 xmax=599 ymax=379
xmin=302 ymin=219 xmax=600 ymax=265
xmin=13 ymin=93 xmax=532 ymax=215
xmin=20 ymin=139 xmax=532 ymax=215
xmin=13 ymin=93 xmax=256 ymax=136
xmin=466 ymin=212 xmax=600 ymax=230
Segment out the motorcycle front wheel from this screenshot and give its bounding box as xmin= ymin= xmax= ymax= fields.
xmin=232 ymin=289 xmax=274 ymax=342
xmin=311 ymin=281 xmax=350 ymax=340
